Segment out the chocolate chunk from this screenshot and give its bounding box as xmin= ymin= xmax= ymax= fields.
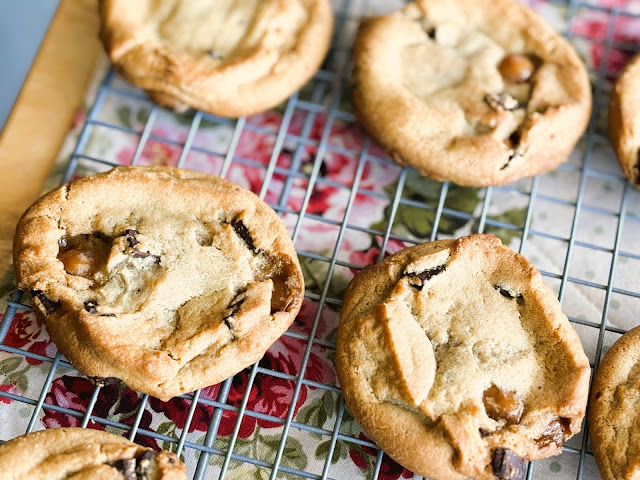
xmin=405 ymin=264 xmax=446 ymax=290
xmin=232 ymin=220 xmax=259 ymax=254
xmin=131 ymin=249 xmax=152 ymax=258
xmin=492 ymin=448 xmax=527 ymax=480
xmin=84 ymin=300 xmax=98 ymax=314
xmin=124 ymin=229 xmax=158 ymax=260
xmin=32 ymin=291 xmax=60 ymax=315
xmin=479 ymin=428 xmax=492 ymax=438
xmin=111 ymin=458 xmax=136 ymax=480
xmin=485 ymin=92 xmax=519 ymax=111
xmin=426 ymin=27 xmax=436 ymax=39
xmin=136 ymin=450 xmax=155 ymax=477
xmin=124 ymin=229 xmax=139 ymax=248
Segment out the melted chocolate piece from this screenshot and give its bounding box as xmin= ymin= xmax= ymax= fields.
xmin=124 ymin=229 xmax=139 ymax=248
xmin=479 ymin=428 xmax=492 ymax=438
xmin=32 ymin=291 xmax=60 ymax=314
xmin=111 ymin=458 xmax=136 ymax=480
xmin=124 ymin=229 xmax=159 ymax=261
xmin=84 ymin=300 xmax=98 ymax=314
xmin=136 ymin=451 xmax=155 ymax=478
xmin=405 ymin=264 xmax=446 ymax=290
xmin=89 ymin=376 xmax=117 ymax=387
xmin=426 ymin=27 xmax=436 ymax=39
xmin=232 ymin=220 xmax=259 ymax=254
xmin=223 ymin=294 xmax=246 ymax=341
xmin=492 ymin=448 xmax=527 ymax=480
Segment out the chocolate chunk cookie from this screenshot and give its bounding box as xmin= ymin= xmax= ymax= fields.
xmin=99 ymin=0 xmax=333 ymax=118
xmin=13 ymin=166 xmax=304 ymax=401
xmin=352 ymin=0 xmax=592 ymax=186
xmin=335 ymin=234 xmax=590 ymax=480
xmin=589 ymin=325 xmax=640 ymax=480
xmin=609 ymin=54 xmax=640 ymax=186
xmin=0 ymin=427 xmax=185 ymax=479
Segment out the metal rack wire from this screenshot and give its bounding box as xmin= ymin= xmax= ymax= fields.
xmin=1 ymin=0 xmax=640 ymax=479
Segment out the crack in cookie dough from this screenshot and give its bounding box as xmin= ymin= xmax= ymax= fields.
xmin=352 ymin=0 xmax=591 ymax=186
xmin=99 ymin=0 xmax=333 ymax=118
xmin=0 ymin=428 xmax=185 ymax=480
xmin=336 ymin=234 xmax=590 ymax=480
xmin=13 ymin=166 xmax=304 ymax=401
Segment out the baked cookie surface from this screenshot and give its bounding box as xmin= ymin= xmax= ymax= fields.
xmin=352 ymin=0 xmax=591 ymax=187
xmin=99 ymin=0 xmax=333 ymax=118
xmin=335 ymin=234 xmax=590 ymax=480
xmin=0 ymin=427 xmax=185 ymax=480
xmin=609 ymin=54 xmax=640 ymax=186
xmin=589 ymin=325 xmax=640 ymax=480
xmin=13 ymin=166 xmax=304 ymax=401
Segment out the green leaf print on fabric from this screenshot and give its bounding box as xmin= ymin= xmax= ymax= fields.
xmin=116 ymin=106 xmax=134 ymax=129
xmin=297 ymin=389 xmax=340 ymax=435
xmin=298 ymin=254 xmax=350 ymax=301
xmin=481 ymin=207 xmax=529 ymax=246
xmin=373 ymin=169 xmax=480 ymax=239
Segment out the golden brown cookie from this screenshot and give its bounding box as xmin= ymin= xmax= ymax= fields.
xmin=98 ymin=0 xmax=333 ymax=118
xmin=352 ymin=0 xmax=592 ymax=186
xmin=0 ymin=427 xmax=185 ymax=479
xmin=609 ymin=54 xmax=640 ymax=186
xmin=13 ymin=166 xmax=304 ymax=401
xmin=335 ymin=234 xmax=591 ymax=480
xmin=589 ymin=325 xmax=640 ymax=480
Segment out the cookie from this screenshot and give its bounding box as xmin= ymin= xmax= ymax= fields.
xmin=352 ymin=0 xmax=591 ymax=187
xmin=0 ymin=427 xmax=185 ymax=479
xmin=13 ymin=166 xmax=304 ymax=401
xmin=99 ymin=0 xmax=333 ymax=118
xmin=609 ymin=54 xmax=640 ymax=186
xmin=335 ymin=234 xmax=591 ymax=480
xmin=589 ymin=325 xmax=640 ymax=480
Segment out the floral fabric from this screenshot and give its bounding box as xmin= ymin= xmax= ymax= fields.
xmin=1 ymin=1 xmax=640 ymax=479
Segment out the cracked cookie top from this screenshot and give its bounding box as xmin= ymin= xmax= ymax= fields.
xmin=13 ymin=166 xmax=304 ymax=401
xmin=0 ymin=427 xmax=185 ymax=480
xmin=352 ymin=0 xmax=591 ymax=187
xmin=335 ymin=234 xmax=590 ymax=480
xmin=99 ymin=0 xmax=333 ymax=118
xmin=609 ymin=54 xmax=640 ymax=188
xmin=590 ymin=325 xmax=640 ymax=480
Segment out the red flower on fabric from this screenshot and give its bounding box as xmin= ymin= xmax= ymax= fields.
xmin=348 ymin=238 xmax=408 ymax=275
xmin=3 ymin=311 xmax=54 ymax=365
xmin=0 ymin=383 xmax=18 ymax=404
xmin=571 ymin=6 xmax=640 ymax=75
xmin=149 ymin=336 xmax=334 ymax=439
xmin=349 ymin=433 xmax=414 ymax=480
xmin=43 ymin=376 xmax=158 ymax=449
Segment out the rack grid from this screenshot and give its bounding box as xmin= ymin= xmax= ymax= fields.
xmin=1 ymin=0 xmax=640 ymax=479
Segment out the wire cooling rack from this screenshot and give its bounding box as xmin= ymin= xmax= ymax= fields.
xmin=1 ymin=0 xmax=640 ymax=479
